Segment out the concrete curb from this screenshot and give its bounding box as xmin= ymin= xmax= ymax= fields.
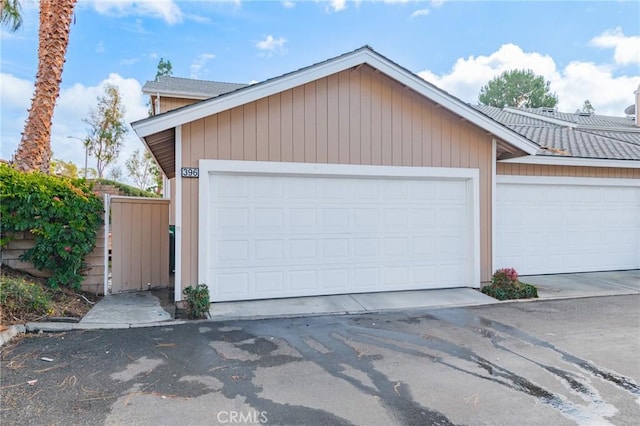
xmin=0 ymin=324 xmax=26 ymax=348
xmin=25 ymin=319 xmax=188 ymax=333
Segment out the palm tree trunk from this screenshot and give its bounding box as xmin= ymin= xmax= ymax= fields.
xmin=14 ymin=0 xmax=77 ymax=173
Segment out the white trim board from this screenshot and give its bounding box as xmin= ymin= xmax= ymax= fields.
xmin=198 ymin=160 xmax=482 ymax=293
xmin=499 ymin=155 xmax=640 ymax=169
xmin=497 ymin=175 xmax=640 ymax=187
xmin=198 ymin=159 xmax=479 ymax=179
xmin=103 ymin=194 xmax=110 ymax=296
xmin=174 ymin=125 xmax=183 ymax=302
xmin=491 ymin=138 xmax=497 ymax=274
xmin=132 ymin=47 xmax=538 ymax=156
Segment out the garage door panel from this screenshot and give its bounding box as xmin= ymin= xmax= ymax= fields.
xmin=496 ymin=180 xmax=639 ymax=275
xmin=206 ymin=172 xmax=473 ymax=301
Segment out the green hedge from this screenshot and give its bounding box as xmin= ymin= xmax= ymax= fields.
xmin=481 ymin=282 xmax=538 ymax=300
xmin=92 ymin=178 xmax=160 ymax=198
xmin=0 ymin=164 xmax=103 ymax=289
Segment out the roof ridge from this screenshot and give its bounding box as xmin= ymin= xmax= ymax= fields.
xmin=575 ymin=128 xmax=640 ymax=147
xmin=156 ymin=75 xmax=246 ymax=85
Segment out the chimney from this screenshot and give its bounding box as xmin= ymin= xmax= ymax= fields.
xmin=636 ymin=84 xmax=640 ymax=126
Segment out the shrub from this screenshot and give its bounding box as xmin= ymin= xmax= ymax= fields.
xmin=481 ymin=268 xmax=538 ymax=301
xmin=183 ymin=284 xmax=210 ymax=319
xmin=0 ymin=275 xmax=52 ymax=323
xmin=92 ymin=179 xmax=160 ymax=198
xmin=491 ymin=267 xmax=519 ymax=287
xmin=0 ymin=164 xmax=103 ymax=289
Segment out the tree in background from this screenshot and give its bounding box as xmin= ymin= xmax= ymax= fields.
xmin=83 ymin=83 xmax=127 ymax=178
xmin=155 ymin=57 xmax=173 ymax=80
xmin=479 ymin=69 xmax=558 ymax=109
xmin=577 ymin=99 xmax=595 ymax=114
xmin=126 ymin=149 xmax=160 ymax=192
xmin=1 ymin=0 xmax=23 ymax=31
xmin=13 ymin=0 xmax=78 ymax=173
xmin=81 ymin=167 xmax=98 ymax=179
xmin=107 ymin=165 xmax=123 ymax=181
xmin=50 ymin=158 xmax=78 ymax=178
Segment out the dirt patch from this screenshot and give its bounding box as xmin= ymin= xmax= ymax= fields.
xmin=0 ymin=265 xmax=101 ymax=326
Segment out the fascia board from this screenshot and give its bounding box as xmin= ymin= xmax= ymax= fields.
xmin=500 ymin=155 xmax=640 ymax=169
xmin=141 ymin=89 xmax=213 ymax=100
xmin=133 ymin=49 xmax=539 ymax=155
xmin=133 ymin=52 xmax=369 ymax=137
xmin=366 ymin=56 xmax=539 ymax=155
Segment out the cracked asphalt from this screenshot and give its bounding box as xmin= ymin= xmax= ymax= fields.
xmin=1 ymin=295 xmax=639 ymax=425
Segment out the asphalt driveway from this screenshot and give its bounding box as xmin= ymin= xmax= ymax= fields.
xmin=2 ymin=295 xmax=639 ymax=425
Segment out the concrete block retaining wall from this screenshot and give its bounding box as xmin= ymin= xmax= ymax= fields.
xmin=0 ymin=182 xmax=125 ymax=295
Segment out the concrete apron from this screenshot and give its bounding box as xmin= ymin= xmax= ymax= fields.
xmin=74 ymin=269 xmax=640 ymax=325
xmin=522 ymin=269 xmax=640 ymax=299
xmin=79 ymin=292 xmax=173 ymax=325
xmin=6 ymin=270 xmax=637 ymax=337
xmin=208 ymin=288 xmax=497 ymax=321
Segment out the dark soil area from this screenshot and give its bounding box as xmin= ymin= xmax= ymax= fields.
xmin=0 ymin=265 xmax=102 ymax=326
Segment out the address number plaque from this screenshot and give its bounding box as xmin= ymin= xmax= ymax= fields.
xmin=181 ymin=167 xmax=199 ymax=178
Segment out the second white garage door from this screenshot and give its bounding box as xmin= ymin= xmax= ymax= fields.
xmin=199 ymin=162 xmax=479 ymax=302
xmin=495 ymin=176 xmax=640 ymax=275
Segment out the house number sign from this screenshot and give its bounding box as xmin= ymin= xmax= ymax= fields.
xmin=181 ymin=167 xmax=199 ymax=178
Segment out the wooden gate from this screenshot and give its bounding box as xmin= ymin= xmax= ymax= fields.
xmin=109 ymin=196 xmax=170 ymax=293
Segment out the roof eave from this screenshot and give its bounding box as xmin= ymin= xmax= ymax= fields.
xmin=133 ymin=48 xmax=539 ymax=155
xmin=500 ymin=155 xmax=640 ymax=169
xmin=141 ymin=88 xmax=213 ymax=100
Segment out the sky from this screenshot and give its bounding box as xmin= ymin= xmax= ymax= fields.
xmin=1 ymin=0 xmax=639 ymax=182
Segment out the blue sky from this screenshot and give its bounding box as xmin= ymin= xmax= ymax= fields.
xmin=1 ymin=0 xmax=639 ymax=181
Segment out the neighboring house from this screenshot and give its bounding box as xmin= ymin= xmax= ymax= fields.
xmin=473 ymin=103 xmax=640 ymax=276
xmin=143 ymin=76 xmax=248 ymax=115
xmin=132 ymin=46 xmax=639 ymax=303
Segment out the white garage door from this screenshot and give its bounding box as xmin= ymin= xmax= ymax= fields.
xmin=199 ymin=162 xmax=479 ymax=302
xmin=496 ymin=176 xmax=640 ymax=275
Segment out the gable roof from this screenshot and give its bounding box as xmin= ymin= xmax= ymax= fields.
xmin=142 ymin=76 xmax=249 ymax=100
xmin=474 ymin=105 xmax=640 ymax=167
xmin=132 ymin=46 xmax=540 ymax=177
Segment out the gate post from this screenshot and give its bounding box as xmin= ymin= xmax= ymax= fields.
xmin=103 ymin=193 xmax=110 ymax=295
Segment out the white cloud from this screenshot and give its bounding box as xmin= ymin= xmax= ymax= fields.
xmin=256 ymin=35 xmax=287 ymax=57
xmin=328 ymin=0 xmax=347 ymax=12
xmin=0 ymin=73 xmax=33 ymax=111
xmin=590 ymin=27 xmax=640 ymax=66
xmin=282 ymin=1 xmax=296 ymax=8
xmin=92 ymin=0 xmax=184 ymax=25
xmin=190 ymin=53 xmax=216 ymax=79
xmin=1 ymin=72 xmax=149 ymax=181
xmin=431 ymin=0 xmax=446 ymax=7
xmin=411 ymin=9 xmax=430 ymax=18
xmin=417 ymin=43 xmax=639 ymax=116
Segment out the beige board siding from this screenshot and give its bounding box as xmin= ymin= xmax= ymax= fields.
xmin=497 ymin=162 xmax=640 ymax=178
xmin=153 ymin=96 xmax=200 ymax=115
xmin=180 ymin=64 xmax=495 ymax=287
xmin=111 ymin=198 xmax=170 ymax=292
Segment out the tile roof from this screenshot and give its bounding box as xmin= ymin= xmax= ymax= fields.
xmin=142 ymin=76 xmax=249 ymax=98
xmin=515 ymin=107 xmax=638 ymax=129
xmin=473 ymin=105 xmax=640 ymax=161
